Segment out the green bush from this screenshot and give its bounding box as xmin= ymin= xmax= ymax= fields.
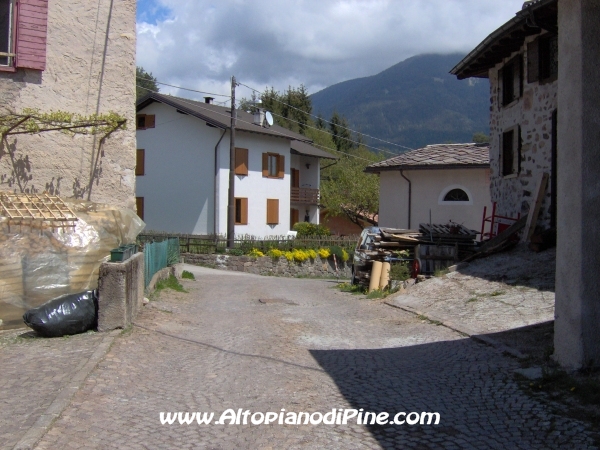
xmin=389 ymin=262 xmax=411 ymax=281
xmin=328 ymin=245 xmax=349 ymax=262
xmin=293 ymin=222 xmax=330 ymax=237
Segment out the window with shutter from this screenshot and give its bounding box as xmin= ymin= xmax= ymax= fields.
xmin=262 ymin=153 xmax=284 ymax=179
xmin=266 ymin=199 xmax=279 ymax=225
xmin=539 ymin=34 xmax=558 ymax=82
xmin=235 ymin=197 xmax=248 ymax=225
xmin=136 ymin=114 xmax=156 ymax=130
xmin=135 ymin=197 xmax=144 ymax=220
xmin=500 ymin=56 xmax=522 ymax=107
xmin=234 ymin=148 xmax=248 ymax=176
xmin=1 ymin=0 xmax=49 ymax=71
xmin=136 ymin=149 xmax=145 ymax=176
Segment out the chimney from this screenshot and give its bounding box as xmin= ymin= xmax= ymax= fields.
xmin=204 ymin=97 xmax=214 ymax=104
xmin=253 ymin=108 xmax=265 ymax=126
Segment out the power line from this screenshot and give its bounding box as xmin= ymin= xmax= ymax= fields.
xmin=136 ymin=85 xmax=378 ymax=165
xmin=137 ymin=76 xmax=231 ymax=98
xmin=237 ymin=81 xmax=415 ymax=153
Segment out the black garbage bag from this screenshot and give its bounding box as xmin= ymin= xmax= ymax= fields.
xmin=23 ymin=291 xmax=98 ymax=337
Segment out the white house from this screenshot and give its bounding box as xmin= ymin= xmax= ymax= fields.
xmin=135 ymin=93 xmax=335 ymax=237
xmin=365 ymin=143 xmax=492 ymax=232
xmin=451 ymin=0 xmax=558 ymax=230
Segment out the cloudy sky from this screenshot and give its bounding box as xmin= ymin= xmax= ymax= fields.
xmin=136 ymin=0 xmax=526 ymax=103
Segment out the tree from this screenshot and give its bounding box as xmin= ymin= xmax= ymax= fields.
xmin=329 ymin=111 xmax=353 ymax=153
xmin=319 ymin=145 xmax=382 ymax=226
xmin=472 ymin=132 xmax=490 ymax=143
xmin=136 ymin=66 xmax=159 ymax=100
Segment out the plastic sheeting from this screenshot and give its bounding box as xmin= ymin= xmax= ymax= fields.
xmin=0 ymin=200 xmax=145 ymax=328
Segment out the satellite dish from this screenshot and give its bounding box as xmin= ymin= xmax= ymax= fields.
xmin=265 ymin=111 xmax=274 ymax=127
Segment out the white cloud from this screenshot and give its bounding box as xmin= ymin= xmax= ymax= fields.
xmin=136 ymin=0 xmax=525 ymax=99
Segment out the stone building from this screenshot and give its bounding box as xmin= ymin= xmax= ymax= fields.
xmin=0 ymin=0 xmax=136 ymax=208
xmin=451 ymin=0 xmax=558 ymax=230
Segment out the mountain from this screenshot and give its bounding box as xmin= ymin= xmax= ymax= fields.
xmin=310 ymin=53 xmax=490 ymax=152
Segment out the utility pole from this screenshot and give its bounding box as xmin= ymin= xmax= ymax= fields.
xmin=226 ymin=76 xmax=237 ymax=249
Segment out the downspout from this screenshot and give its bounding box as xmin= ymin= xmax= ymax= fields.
xmin=400 ymin=170 xmax=411 ymax=229
xmin=213 ymin=128 xmax=227 ymax=235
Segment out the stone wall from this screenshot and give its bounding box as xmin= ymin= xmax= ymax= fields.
xmin=489 ymin=33 xmax=557 ymax=229
xmin=183 ymin=253 xmax=352 ymax=279
xmin=0 ymin=0 xmax=136 ymax=209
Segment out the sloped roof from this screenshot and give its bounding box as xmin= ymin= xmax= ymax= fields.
xmin=365 ymin=143 xmax=489 ymax=173
xmin=291 ymin=140 xmax=337 ymax=160
xmin=137 ymin=92 xmax=308 ymax=142
xmin=450 ymin=0 xmax=557 ymax=79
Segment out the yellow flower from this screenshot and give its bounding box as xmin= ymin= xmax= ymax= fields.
xmin=318 ymin=248 xmax=330 ymax=259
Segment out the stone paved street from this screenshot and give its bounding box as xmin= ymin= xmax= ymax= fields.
xmin=2 ymin=264 xmax=599 ymax=449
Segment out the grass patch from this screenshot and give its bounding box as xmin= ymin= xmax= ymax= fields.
xmin=466 ymin=297 xmax=479 ymax=303
xmin=336 ymin=282 xmax=365 ymax=294
xmin=366 ymin=289 xmax=386 ymax=299
xmin=155 ymin=275 xmax=187 ymax=294
xmin=181 ymin=270 xmax=195 ymax=280
xmin=489 ymin=290 xmax=506 ymax=297
xmin=433 ymin=268 xmax=450 ymax=277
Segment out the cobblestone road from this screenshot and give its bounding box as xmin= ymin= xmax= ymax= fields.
xmin=5 ymin=264 xmax=599 ymax=449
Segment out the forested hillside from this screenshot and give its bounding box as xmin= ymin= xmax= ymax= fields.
xmin=310 ymin=53 xmax=490 ymax=151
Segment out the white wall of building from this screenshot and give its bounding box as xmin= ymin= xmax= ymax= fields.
xmin=136 ymin=102 xmax=222 ymax=234
xmin=378 ymin=168 xmax=492 ymax=232
xmin=224 ymin=133 xmax=292 ymax=237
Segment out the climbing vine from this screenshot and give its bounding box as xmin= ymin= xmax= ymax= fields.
xmin=0 ymin=109 xmax=127 ymax=196
xmin=0 ymin=109 xmax=126 ymax=137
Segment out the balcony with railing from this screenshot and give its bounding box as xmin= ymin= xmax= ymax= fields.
xmin=291 ymin=187 xmax=319 ymax=205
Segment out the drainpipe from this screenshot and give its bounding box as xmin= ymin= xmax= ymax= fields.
xmin=400 ymin=170 xmax=411 ymax=229
xmin=214 ymin=128 xmax=227 ymax=235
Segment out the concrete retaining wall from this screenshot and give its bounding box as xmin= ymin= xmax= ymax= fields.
xmin=183 ymin=253 xmax=351 ymax=278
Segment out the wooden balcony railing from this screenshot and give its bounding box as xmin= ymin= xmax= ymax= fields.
xmin=291 ymin=187 xmax=319 ymax=205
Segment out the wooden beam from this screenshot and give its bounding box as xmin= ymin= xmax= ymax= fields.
xmin=522 ymin=172 xmax=550 ymax=243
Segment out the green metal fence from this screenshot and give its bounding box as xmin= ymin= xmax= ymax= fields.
xmin=143 ymin=237 xmax=180 ymax=288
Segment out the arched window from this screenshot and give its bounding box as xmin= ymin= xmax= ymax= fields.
xmin=438 ymin=185 xmax=473 ymax=205
xmin=443 ymin=188 xmax=469 ymax=202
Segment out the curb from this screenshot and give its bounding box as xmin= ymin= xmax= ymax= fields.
xmin=384 ymin=301 xmax=529 ymax=360
xmin=12 ymin=329 xmax=120 ymax=450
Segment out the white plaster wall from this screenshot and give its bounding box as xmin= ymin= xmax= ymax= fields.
xmin=136 ymin=103 xmax=222 ymax=234
xmin=489 ymin=33 xmax=557 ymax=227
xmin=217 ymin=133 xmax=292 ymax=237
xmin=378 ymin=168 xmax=492 ymax=232
xmin=0 ymin=0 xmax=136 ymax=208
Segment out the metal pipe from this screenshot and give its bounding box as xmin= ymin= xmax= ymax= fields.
xmin=213 ymin=128 xmax=227 ymax=235
xmin=400 ymin=170 xmax=412 ymax=229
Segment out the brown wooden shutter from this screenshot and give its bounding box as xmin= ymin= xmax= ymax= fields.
xmin=497 ymin=68 xmax=503 ymax=108
xmin=262 ymin=153 xmax=268 ymax=176
xmin=145 ymin=114 xmax=156 ymax=128
xmin=277 ymin=155 xmax=285 ymax=179
xmin=135 ymin=149 xmax=145 ymax=176
xmin=135 ymin=197 xmax=144 ymax=220
xmin=15 ymin=0 xmax=48 ymax=70
xmin=513 ymin=56 xmax=522 ymax=99
xmin=291 ymin=168 xmax=300 ymax=188
xmin=517 ymin=125 xmax=522 ymax=174
xmin=290 ymin=208 xmax=299 ymax=229
xmin=235 ymin=148 xmax=248 ymax=175
xmin=527 ymin=39 xmax=539 ymax=83
xmin=235 ymin=198 xmax=248 ymax=224
xmin=266 ymin=199 xmax=279 ymax=225
xmin=241 ymin=198 xmax=248 ymax=225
